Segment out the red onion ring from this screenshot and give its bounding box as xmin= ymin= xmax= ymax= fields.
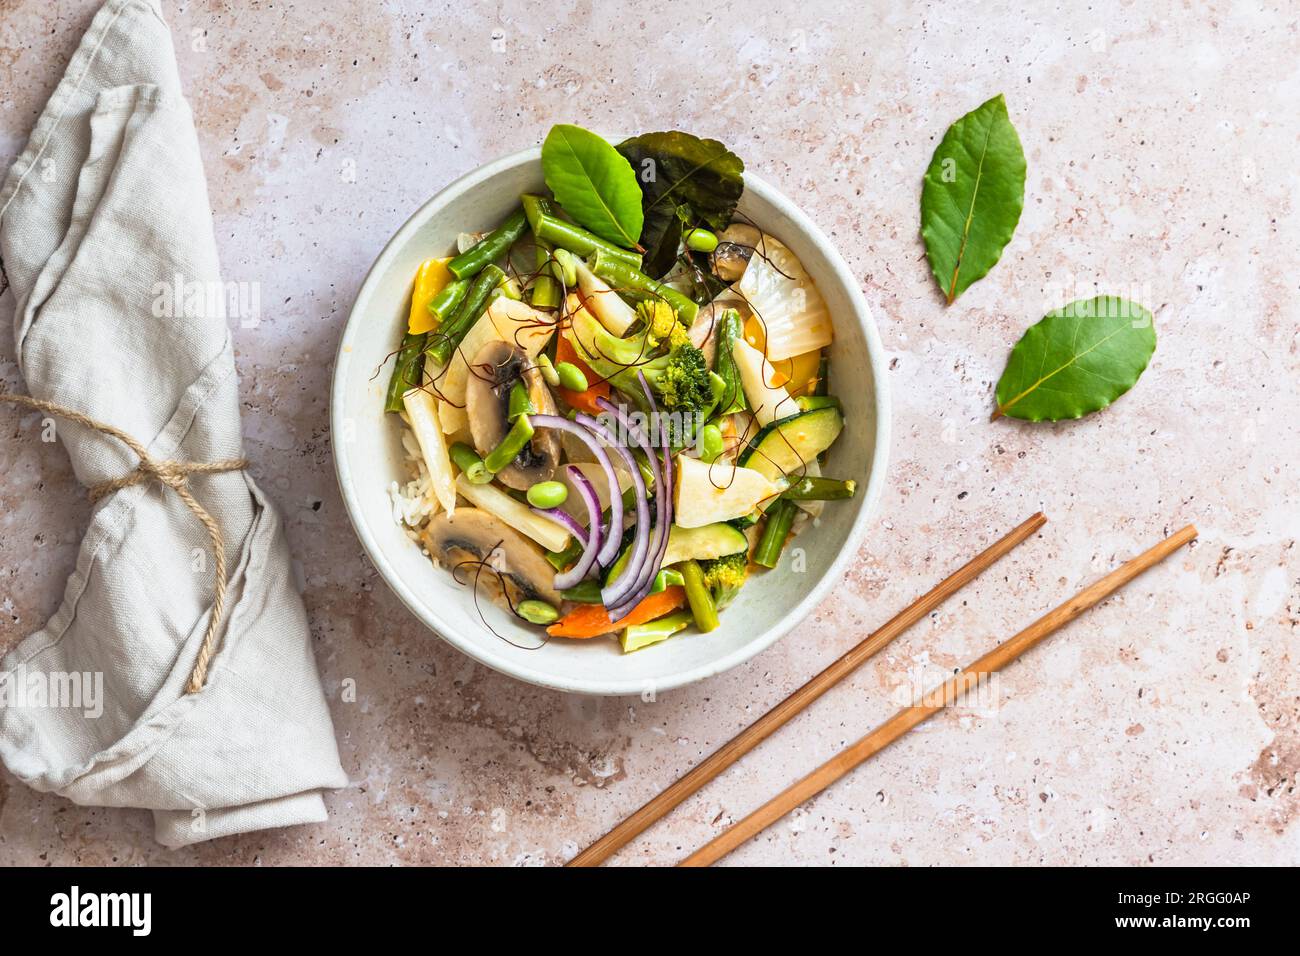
xmin=550 ymin=465 xmax=603 ymax=590
xmin=575 ymin=411 xmax=650 ymax=610
xmin=529 ymin=413 xmax=623 ymax=568
xmin=531 ymin=505 xmax=589 ymax=545
xmin=602 ymin=371 xmax=675 ymax=621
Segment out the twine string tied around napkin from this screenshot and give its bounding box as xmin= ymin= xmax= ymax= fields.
xmin=0 ymin=391 xmax=247 ymax=693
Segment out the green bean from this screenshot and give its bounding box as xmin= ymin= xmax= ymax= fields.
xmin=680 ymin=560 xmax=719 ymax=632
xmin=814 ymin=353 xmax=832 ymax=465
xmin=814 ymin=352 xmax=830 ymax=397
xmin=754 ymin=499 xmax=797 ymax=568
xmin=587 ymin=248 xmax=699 ymax=324
xmin=552 ymin=247 xmax=579 ymax=288
xmin=507 ymin=381 xmax=534 ymax=421
xmin=603 ymin=541 xmax=633 ymax=590
xmin=521 ymin=194 xmax=642 ymax=267
xmin=426 ymin=278 xmax=470 ymax=326
xmin=781 ymin=476 xmax=856 ymax=500
xmin=449 ymin=442 xmax=492 ymax=484
xmin=385 ymin=332 xmax=427 ymax=413
xmin=683 ymin=228 xmax=718 ymax=253
xmin=426 ymin=264 xmax=504 ymax=367
xmin=698 ymin=423 xmax=724 ymax=463
xmin=713 ymin=309 xmax=748 ymax=414
xmin=483 ymin=413 xmax=533 ymax=473
xmin=498 ymin=274 xmax=522 ymax=301
xmin=526 ymin=480 xmax=568 ymax=509
xmin=554 ymin=361 xmax=588 ymax=393
xmin=560 ymin=579 xmax=603 ymax=604
xmin=795 ymin=394 xmax=841 ymax=412
xmin=546 ymin=537 xmax=584 ymax=572
xmin=650 ymin=567 xmax=686 ymax=594
xmin=446 ymin=208 xmax=527 ymax=280
xmin=516 ymin=599 xmax=559 ymax=625
xmin=531 ymin=239 xmax=561 ymax=310
xmin=536 ymin=353 xmax=561 ymax=387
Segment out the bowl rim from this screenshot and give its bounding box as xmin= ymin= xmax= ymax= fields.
xmin=331 ymin=145 xmax=891 ymax=695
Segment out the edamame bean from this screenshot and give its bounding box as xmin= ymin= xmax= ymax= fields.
xmin=536 ymin=353 xmax=561 ymax=387
xmin=684 ymin=228 xmax=719 ymax=253
xmin=698 ymin=423 xmax=724 ymax=463
xmin=526 ymin=480 xmax=568 ymax=509
xmin=516 ymin=599 xmax=559 ymax=625
xmin=554 ymin=361 xmax=588 ymax=393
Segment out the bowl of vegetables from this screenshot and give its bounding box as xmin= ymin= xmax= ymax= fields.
xmin=332 ymin=126 xmax=890 ymax=695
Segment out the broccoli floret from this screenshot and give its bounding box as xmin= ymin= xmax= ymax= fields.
xmin=636 ymin=299 xmax=680 ymax=343
xmin=654 ymin=343 xmax=712 ymax=411
xmin=700 ymin=551 xmax=749 ymax=608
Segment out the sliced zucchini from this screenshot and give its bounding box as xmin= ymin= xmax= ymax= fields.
xmin=737 ymin=406 xmax=844 ymax=483
xmin=662 ymin=522 xmax=748 ymax=567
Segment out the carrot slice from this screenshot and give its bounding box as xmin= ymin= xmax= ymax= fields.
xmin=547 ymin=587 xmax=687 ymax=639
xmin=555 ymin=333 xmax=610 ymax=416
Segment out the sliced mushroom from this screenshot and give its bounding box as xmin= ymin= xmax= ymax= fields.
xmin=711 ymin=223 xmax=763 ymax=282
xmin=422 ymin=507 xmax=562 ymax=607
xmin=464 ymin=340 xmax=560 ymax=490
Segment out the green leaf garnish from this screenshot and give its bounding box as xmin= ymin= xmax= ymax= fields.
xmin=541 ymin=125 xmax=644 ymax=250
xmin=921 ymin=94 xmax=1026 ymax=304
xmin=994 ymin=296 xmax=1156 ymax=422
xmin=616 ymin=131 xmax=744 ymax=279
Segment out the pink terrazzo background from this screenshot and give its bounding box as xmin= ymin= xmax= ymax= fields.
xmin=0 ymin=0 xmax=1297 ymax=865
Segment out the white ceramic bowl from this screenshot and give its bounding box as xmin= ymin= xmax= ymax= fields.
xmin=332 ymin=147 xmax=890 ymax=695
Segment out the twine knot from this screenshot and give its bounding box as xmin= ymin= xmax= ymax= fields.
xmin=2 ymin=391 xmax=247 ymax=693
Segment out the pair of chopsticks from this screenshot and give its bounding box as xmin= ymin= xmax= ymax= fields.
xmin=568 ymin=514 xmax=1197 ymax=867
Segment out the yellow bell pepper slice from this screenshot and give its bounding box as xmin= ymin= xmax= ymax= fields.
xmin=407 ymin=257 xmax=453 ymax=334
xmin=742 ymin=315 xmax=822 ymax=396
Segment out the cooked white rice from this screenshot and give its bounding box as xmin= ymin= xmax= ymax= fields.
xmin=388 ymin=419 xmax=437 ymax=540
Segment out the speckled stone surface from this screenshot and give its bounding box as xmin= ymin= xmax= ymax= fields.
xmin=1 ymin=0 xmax=1297 ymax=866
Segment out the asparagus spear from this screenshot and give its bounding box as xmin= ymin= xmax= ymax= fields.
xmin=427 ymin=277 xmax=470 ymax=325
xmin=521 ymin=194 xmax=642 ymax=267
xmin=446 ymin=208 xmax=527 ymax=280
xmin=384 ymin=332 xmax=427 ymax=413
xmin=714 ymin=309 xmax=748 ymax=414
xmin=680 ymin=559 xmax=720 ymax=632
xmin=754 ymin=499 xmax=797 ymax=568
xmin=781 ymin=476 xmax=856 ymax=500
xmin=425 ymin=264 xmax=505 ymax=367
xmin=530 ymin=238 xmax=562 ymax=309
xmin=587 ymin=247 xmax=699 ymax=324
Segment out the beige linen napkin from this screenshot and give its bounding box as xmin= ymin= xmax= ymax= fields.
xmin=0 ymin=0 xmax=347 ymax=846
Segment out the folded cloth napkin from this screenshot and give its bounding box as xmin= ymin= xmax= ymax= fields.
xmin=0 ymin=0 xmax=347 ymax=846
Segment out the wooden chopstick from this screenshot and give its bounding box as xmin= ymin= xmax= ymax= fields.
xmin=678 ymin=523 xmax=1198 ymax=866
xmin=567 ymin=511 xmax=1047 ymax=867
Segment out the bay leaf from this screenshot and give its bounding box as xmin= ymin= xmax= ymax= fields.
xmin=616 ymin=131 xmax=744 ymax=278
xmin=921 ymin=94 xmax=1026 ymax=303
xmin=994 ymin=296 xmax=1156 ymax=421
xmin=541 ymin=124 xmax=644 ymax=249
